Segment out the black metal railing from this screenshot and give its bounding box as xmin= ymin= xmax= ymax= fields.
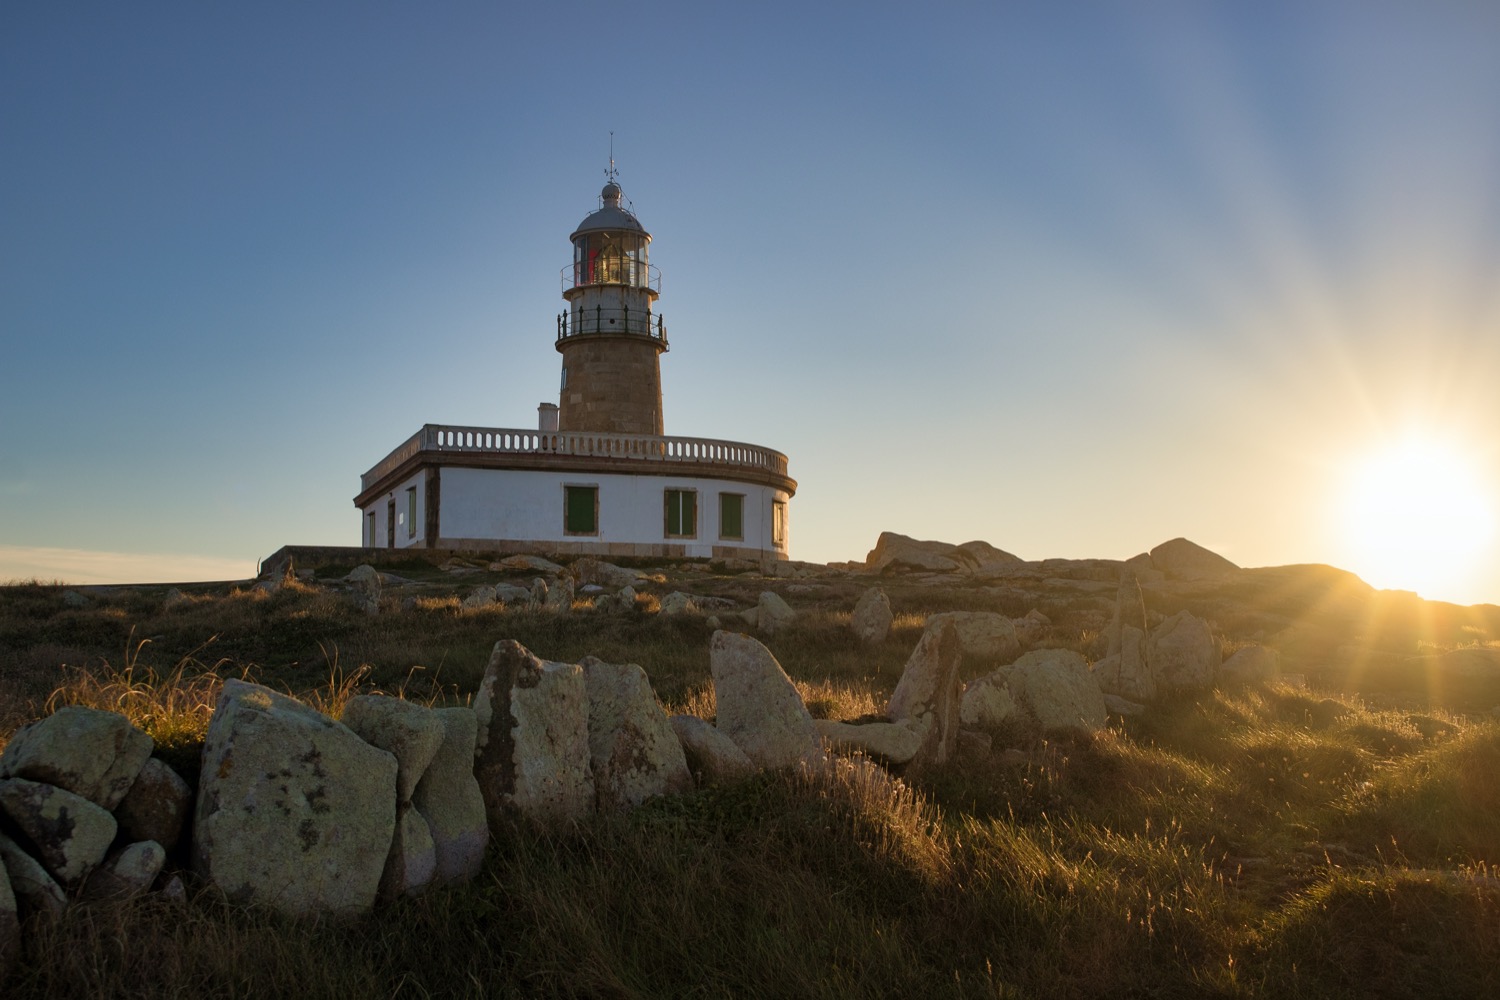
xmin=556 ymin=308 xmax=667 ymax=347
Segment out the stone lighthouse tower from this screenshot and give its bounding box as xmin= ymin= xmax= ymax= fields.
xmin=555 ymin=172 xmax=667 ymax=435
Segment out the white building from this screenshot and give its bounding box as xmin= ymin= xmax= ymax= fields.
xmin=354 ymin=173 xmax=796 ymax=563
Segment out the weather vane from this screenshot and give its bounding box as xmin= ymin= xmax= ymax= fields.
xmin=606 ymin=131 xmax=618 ymax=183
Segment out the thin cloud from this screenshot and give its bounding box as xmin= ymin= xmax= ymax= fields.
xmin=0 ymin=545 xmax=253 ymax=585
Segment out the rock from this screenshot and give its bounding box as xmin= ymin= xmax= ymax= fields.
xmin=411 ymin=707 xmax=488 ymax=886
xmin=958 ymin=729 xmax=994 ymax=762
xmin=668 ymin=716 xmax=755 ymax=786
xmin=163 ymin=588 xmax=192 ymax=610
xmin=956 ymin=540 xmax=1024 ymax=571
xmin=865 ymin=532 xmax=974 ymax=573
xmin=346 ymin=564 xmax=381 ymax=586
xmin=813 ymin=719 xmax=922 ymax=764
xmin=341 ymin=695 xmax=445 ymax=804
xmin=0 ymin=849 xmax=15 ymax=981
xmin=849 ymin=588 xmax=893 ymax=645
xmin=113 ymin=757 xmax=192 ymax=853
xmin=1221 ymin=645 xmax=1280 ymax=685
xmin=756 ymin=591 xmax=796 ymax=633
xmin=924 ymin=611 xmax=1021 ymax=663
xmin=0 ymin=832 xmax=66 ymax=920
xmin=704 ymin=615 xmax=722 ymax=630
xmin=901 ymin=622 xmax=964 ymax=774
xmin=193 ymin=680 xmax=398 ymax=916
xmin=543 ymin=574 xmax=575 ymax=611
xmin=737 ymin=606 xmax=761 ymax=629
xmin=82 ymin=840 xmax=166 ymax=900
xmin=160 ymin=874 xmax=187 ymax=904
xmin=708 ymin=631 xmax=821 ymax=770
xmin=378 ymin=807 xmax=438 ymax=901
xmin=0 ymin=778 xmax=117 ymax=887
xmin=1093 ymin=626 xmax=1155 ymax=703
xmin=960 ymin=667 xmax=1018 ymax=728
xmin=494 ymin=583 xmax=536 ymax=605
xmin=1148 ymin=611 xmax=1221 ymax=693
xmin=1149 ymin=538 xmax=1239 ymax=580
xmin=1103 ymin=693 xmax=1146 ymax=716
xmin=571 ymin=557 xmax=644 ymax=589
xmin=1011 ymin=609 xmax=1051 ymax=647
xmin=581 ymin=658 xmax=693 ymax=811
xmin=491 ymin=554 xmax=564 ymax=574
xmin=62 ymin=589 xmax=90 ymax=608
xmin=530 ymin=577 xmax=549 ymax=603
xmin=1103 ymin=572 xmax=1149 ymax=658
xmin=0 ymin=705 xmax=153 ymax=810
xmin=658 ymin=591 xmax=699 ymax=616
xmin=462 ymin=586 xmax=497 ymax=609
xmin=886 ymin=620 xmax=964 ymax=738
xmin=473 ymin=641 xmax=594 ymax=829
xmin=1008 ymin=650 xmax=1108 ymax=737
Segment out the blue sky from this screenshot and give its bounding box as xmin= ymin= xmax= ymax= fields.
xmin=4 ymin=2 xmax=1500 ymax=605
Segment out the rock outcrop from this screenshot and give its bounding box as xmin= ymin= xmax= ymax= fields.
xmin=1149 ymin=538 xmax=1239 ymax=580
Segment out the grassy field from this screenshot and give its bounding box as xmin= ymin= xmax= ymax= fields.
xmin=1 ymin=566 xmax=1498 ymax=998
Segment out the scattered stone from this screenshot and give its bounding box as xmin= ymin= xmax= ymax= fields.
xmin=0 ymin=778 xmax=117 ymax=887
xmin=530 ymin=577 xmax=549 ymax=603
xmin=495 ymin=583 xmax=536 ymax=605
xmin=1149 ymin=538 xmax=1239 ymax=580
xmin=668 ymin=716 xmax=755 ymax=786
xmin=998 ymin=748 xmax=1029 ymax=768
xmin=1011 ymin=609 xmax=1051 ymax=647
xmin=491 ymin=554 xmax=564 ymax=574
xmin=709 ymin=631 xmax=821 ymax=769
xmin=544 ymin=574 xmax=575 ymax=611
xmin=0 ymin=705 xmax=153 ymax=810
xmin=1103 ymin=693 xmax=1146 ymax=716
xmin=571 ymin=557 xmax=644 ymax=589
xmin=1093 ymin=624 xmax=1155 ymax=704
xmin=61 ymin=589 xmax=90 ymax=608
xmin=865 ymin=532 xmax=974 ymax=573
xmin=193 ymin=680 xmax=398 ymax=916
xmin=160 ymin=874 xmax=187 ymax=904
xmin=0 ymin=854 xmax=15 ymax=981
xmin=957 ymin=540 xmax=1025 ymax=572
xmin=163 ymin=588 xmax=193 ymax=610
xmin=902 ymin=622 xmax=964 ymax=774
xmin=581 ymin=658 xmax=692 ymax=811
xmin=346 ymin=564 xmax=381 ymax=586
xmin=704 ymin=615 xmax=722 ymax=630
xmin=756 ymin=591 xmax=796 ymax=633
xmin=462 ymin=585 xmax=498 ymax=610
xmin=658 ymin=591 xmax=699 ymax=616
xmin=411 ymin=707 xmax=488 ymax=886
xmin=1148 ymin=611 xmax=1221 ymax=693
xmin=813 ymin=719 xmax=922 ymax=764
xmin=473 ymin=641 xmax=594 ymax=829
xmin=341 ymin=696 xmax=445 ymax=804
xmin=113 ymin=757 xmax=192 ymax=853
xmin=0 ymin=832 xmax=66 ymax=920
xmin=1221 ymin=645 xmax=1280 ymax=685
xmin=849 ymin=588 xmax=893 ymax=645
xmin=887 ymin=620 xmax=964 ymax=738
xmin=958 ymin=729 xmax=994 ymax=762
xmin=1008 ymin=649 xmax=1108 ymax=737
xmin=924 ymin=611 xmax=1020 ymax=663
xmin=82 ymin=841 xmax=166 ymax=900
xmin=960 ymin=667 xmax=1018 ymax=729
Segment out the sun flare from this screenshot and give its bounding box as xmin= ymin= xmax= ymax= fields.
xmin=1339 ymin=436 xmax=1497 ymax=602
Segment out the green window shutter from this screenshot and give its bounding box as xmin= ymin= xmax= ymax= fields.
xmin=664 ymin=490 xmax=696 ymax=537
xmin=565 ymin=486 xmax=597 ymax=534
xmin=719 ymin=493 xmax=743 ymax=540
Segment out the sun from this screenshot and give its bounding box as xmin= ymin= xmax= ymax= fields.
xmin=1339 ymin=436 xmax=1497 ymax=602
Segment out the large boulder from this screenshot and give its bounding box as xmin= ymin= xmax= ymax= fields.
xmin=1220 ymin=645 xmax=1280 ymax=685
xmin=886 ymin=620 xmax=964 ymax=739
xmin=473 ymin=641 xmax=594 ymax=830
xmin=957 ymin=540 xmax=1025 ymax=572
xmin=378 ymin=809 xmax=437 ymax=901
xmin=1009 ymin=650 xmax=1108 ymax=737
xmin=491 ymin=554 xmax=564 ymax=575
xmin=543 ymin=574 xmax=575 ymax=612
xmin=0 ymin=832 xmax=66 ymax=919
xmin=658 ymin=591 xmax=698 ymax=617
xmin=341 ymin=696 xmax=445 ymax=804
xmin=813 ymin=719 xmax=922 ymax=764
xmin=411 ymin=707 xmax=488 ymax=886
xmin=1092 ymin=626 xmax=1155 ymax=703
xmin=960 ymin=667 xmax=1018 ymax=729
xmin=1011 ymin=609 xmax=1051 ymax=647
xmin=924 ymin=611 xmax=1021 ymax=663
xmin=901 ymin=622 xmax=965 ymax=774
xmin=865 ymin=532 xmax=974 ymax=573
xmin=849 ymin=588 xmax=893 ymax=645
xmin=1148 ymin=611 xmax=1221 ymax=693
xmin=193 ymin=680 xmax=398 ymax=916
xmin=113 ymin=757 xmax=193 ymax=853
xmin=0 ymin=778 xmax=117 ymax=888
xmin=1149 ymin=538 xmax=1239 ymax=580
xmin=0 ymin=706 xmax=153 ymax=810
xmin=756 ymin=591 xmax=797 ymax=634
xmin=571 ymin=557 xmax=644 ymax=589
xmin=708 ymin=631 xmax=821 ymax=770
xmin=581 ymin=658 xmax=693 ymax=811
xmin=82 ymin=840 xmax=166 ymax=900
xmin=668 ymin=716 xmax=754 ymax=786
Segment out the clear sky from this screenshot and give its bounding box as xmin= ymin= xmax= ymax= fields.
xmin=4 ymin=2 xmax=1499 ymax=606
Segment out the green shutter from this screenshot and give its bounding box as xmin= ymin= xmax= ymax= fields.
xmin=664 ymin=490 xmax=696 ymax=537
xmin=719 ymin=493 xmax=743 ymax=540
xmin=565 ymin=486 xmax=597 ymax=534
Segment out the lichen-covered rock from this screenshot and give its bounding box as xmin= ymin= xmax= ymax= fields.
xmin=924 ymin=611 xmax=1020 ymax=663
xmin=495 ymin=584 xmax=536 ymax=606
xmin=581 ymin=658 xmax=692 ymax=812
xmin=668 ymin=716 xmax=754 ymax=786
xmin=113 ymin=757 xmax=192 ymax=852
xmin=756 ymin=591 xmax=796 ymax=633
xmin=462 ymin=585 xmax=497 ymax=609
xmin=813 ymin=719 xmax=922 ymax=764
xmin=658 ymin=591 xmax=698 ymax=616
xmin=1011 ymin=609 xmax=1051 ymax=647
xmin=960 ymin=667 xmax=1018 ymax=729
xmin=571 ymin=557 xmax=644 ymax=589
xmin=82 ymin=840 xmax=166 ymax=900
xmin=709 ymin=631 xmax=821 ymax=770
xmin=886 ymin=620 xmax=964 ymax=739
xmin=1093 ymin=625 xmax=1156 ymax=703
xmin=901 ymin=622 xmax=964 ymax=774
xmin=378 ymin=807 xmax=437 ymax=901
xmin=0 ymin=849 xmax=17 ymax=981
xmin=1009 ymin=649 xmax=1108 ymax=737
xmin=474 ymin=641 xmax=594 ymax=829
xmin=0 ymin=705 xmax=153 ymax=810
xmin=411 ymin=707 xmax=487 ymax=885
xmin=543 ymin=574 xmax=575 ymax=611
xmin=0 ymin=832 xmax=66 ymax=919
xmin=193 ymin=680 xmax=398 ymax=916
xmin=1148 ymin=611 xmax=1221 ymax=693
xmin=0 ymin=778 xmax=117 ymax=887
xmin=849 ymin=588 xmax=893 ymax=645
xmin=341 ymin=695 xmax=445 ymax=804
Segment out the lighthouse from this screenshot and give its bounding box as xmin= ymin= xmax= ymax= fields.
xmin=354 ymin=168 xmax=795 ymax=563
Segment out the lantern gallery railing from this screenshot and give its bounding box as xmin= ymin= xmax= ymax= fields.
xmin=556 ymin=307 xmax=668 ymax=346
xmin=560 ymin=260 xmax=661 ymax=294
xmin=361 ymin=424 xmax=789 ymax=492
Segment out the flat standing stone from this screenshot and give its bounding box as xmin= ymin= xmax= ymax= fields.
xmin=411 ymin=707 xmax=488 ymax=885
xmin=709 ymin=631 xmax=820 ymax=770
xmin=113 ymin=757 xmax=192 ymax=853
xmin=582 ymin=658 xmax=692 ymax=812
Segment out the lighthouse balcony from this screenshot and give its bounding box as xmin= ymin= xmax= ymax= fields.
xmin=556 ymin=307 xmax=668 ymax=348
xmin=561 ymin=261 xmax=660 ymax=295
xmin=358 ymin=424 xmax=793 ymax=497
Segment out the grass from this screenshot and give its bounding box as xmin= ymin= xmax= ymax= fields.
xmin=2 ymin=568 xmax=1500 ymax=996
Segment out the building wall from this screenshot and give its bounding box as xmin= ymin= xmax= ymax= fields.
xmin=361 ymin=470 xmax=428 ymax=549
xmin=366 ymin=465 xmax=789 ymax=559
xmin=558 ymin=337 xmax=664 ymax=435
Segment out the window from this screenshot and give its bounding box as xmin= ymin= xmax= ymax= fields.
xmin=564 ymin=485 xmax=598 ymax=535
xmin=366 ymin=512 xmax=376 ymax=547
xmin=773 ymin=500 xmax=788 ymax=547
xmin=664 ymin=489 xmax=697 ymax=538
xmin=719 ymin=493 xmax=744 ymax=541
xmin=406 ymin=487 xmax=417 ymax=539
